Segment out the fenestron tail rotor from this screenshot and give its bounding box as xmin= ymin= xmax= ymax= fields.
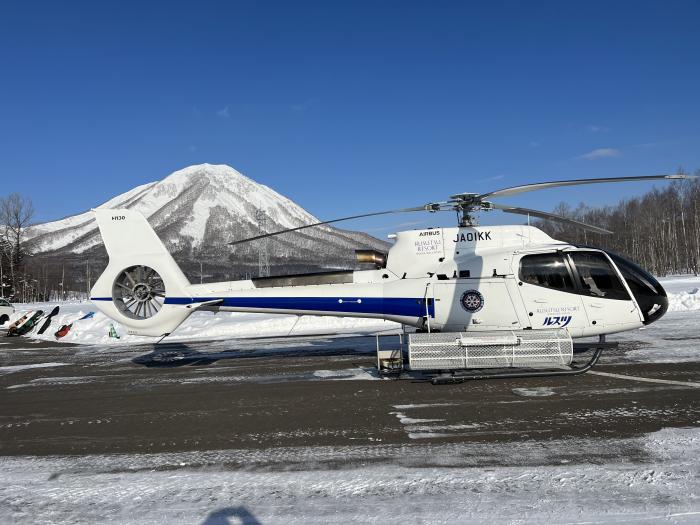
xmin=112 ymin=265 xmax=166 ymax=320
xmin=228 ymin=173 xmax=697 ymax=245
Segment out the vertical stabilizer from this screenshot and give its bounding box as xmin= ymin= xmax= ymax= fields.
xmin=90 ymin=209 xmax=193 ymax=336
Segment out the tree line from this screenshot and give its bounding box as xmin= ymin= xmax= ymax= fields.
xmin=0 ymin=194 xmax=88 ymax=302
xmin=2 ymin=173 xmax=699 ymax=302
xmin=534 ymin=170 xmax=700 ymax=276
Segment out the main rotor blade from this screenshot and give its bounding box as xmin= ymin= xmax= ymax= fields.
xmin=489 ymin=203 xmax=613 ymax=235
xmin=228 ymin=205 xmax=437 ymax=245
xmin=479 ymin=174 xmax=696 ymax=200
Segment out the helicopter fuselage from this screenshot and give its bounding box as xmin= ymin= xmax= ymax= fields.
xmin=129 ymin=224 xmax=667 ymax=339
xmin=89 ymin=209 xmax=668 ymax=338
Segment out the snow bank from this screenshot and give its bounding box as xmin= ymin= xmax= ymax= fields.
xmin=3 ymin=301 xmax=399 ymax=345
xmin=667 ymin=287 xmax=700 ymax=311
xmin=4 ymin=275 xmax=698 ymax=345
xmin=660 ymin=275 xmax=700 ymax=311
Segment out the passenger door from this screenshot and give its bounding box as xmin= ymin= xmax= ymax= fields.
xmin=567 ymin=251 xmax=643 ymax=334
xmin=515 ymin=252 xmax=590 ymax=337
xmin=432 ymin=280 xmax=521 ymax=331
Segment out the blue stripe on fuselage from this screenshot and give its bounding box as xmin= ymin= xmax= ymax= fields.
xmin=163 ymin=296 xmax=434 ymax=317
xmin=91 ymin=296 xmax=434 ymax=317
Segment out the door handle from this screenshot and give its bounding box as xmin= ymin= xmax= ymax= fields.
xmin=589 ymin=303 xmax=604 ymax=309
xmin=534 ymin=299 xmax=547 ymax=304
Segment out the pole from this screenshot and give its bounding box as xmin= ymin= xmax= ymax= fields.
xmin=424 ymin=282 xmax=432 ymax=333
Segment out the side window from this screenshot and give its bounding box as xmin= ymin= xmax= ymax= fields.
xmin=519 ymin=253 xmax=575 ymax=292
xmin=0 ymin=299 xmax=8 ymax=306
xmin=569 ymin=252 xmax=630 ymax=300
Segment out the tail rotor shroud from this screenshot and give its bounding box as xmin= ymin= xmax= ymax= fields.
xmin=112 ymin=265 xmax=166 ymax=320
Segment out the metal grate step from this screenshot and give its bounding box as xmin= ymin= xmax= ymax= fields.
xmin=408 ymin=329 xmax=573 ymax=370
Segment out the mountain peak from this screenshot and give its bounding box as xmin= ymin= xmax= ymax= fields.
xmin=168 ymin=163 xmax=244 ymax=177
xmin=25 ymin=164 xmax=388 ymax=270
xmin=162 ymin=163 xmax=250 ymax=186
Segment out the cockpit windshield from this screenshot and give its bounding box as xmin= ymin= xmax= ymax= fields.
xmin=606 ymin=252 xmax=665 ymax=297
xmin=605 ymin=251 xmax=668 ymax=324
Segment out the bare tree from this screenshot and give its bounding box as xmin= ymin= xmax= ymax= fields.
xmin=0 ymin=235 xmax=9 ymax=298
xmin=534 ymin=172 xmax=700 ymax=276
xmin=0 ymin=193 xmax=35 ymax=297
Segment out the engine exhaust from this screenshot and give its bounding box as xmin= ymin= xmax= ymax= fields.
xmin=355 ymin=250 xmax=387 ymax=268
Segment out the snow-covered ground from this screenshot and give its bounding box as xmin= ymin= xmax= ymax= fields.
xmin=4 ymin=275 xmax=698 ymax=347
xmin=660 ymin=275 xmax=700 ymax=311
xmin=1 ymin=276 xmax=699 ymax=524
xmin=596 ymin=275 xmax=700 ymax=365
xmin=1 ymin=427 xmax=699 ymax=524
xmin=3 ymin=303 xmax=400 ymax=346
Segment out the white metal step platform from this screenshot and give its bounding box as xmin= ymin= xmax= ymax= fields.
xmin=407 ymin=329 xmax=573 ymax=371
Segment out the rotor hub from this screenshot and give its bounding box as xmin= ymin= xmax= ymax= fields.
xmin=132 ymin=284 xmax=151 ymax=301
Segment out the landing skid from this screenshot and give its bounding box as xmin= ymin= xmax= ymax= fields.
xmin=376 ymin=333 xmax=616 ymax=385
xmin=430 ymin=339 xmax=613 ymax=385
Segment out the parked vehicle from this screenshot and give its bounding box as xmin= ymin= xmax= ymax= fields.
xmin=0 ymin=299 xmax=15 ymax=326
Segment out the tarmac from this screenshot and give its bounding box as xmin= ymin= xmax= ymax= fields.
xmin=1 ymin=334 xmax=698 ymax=459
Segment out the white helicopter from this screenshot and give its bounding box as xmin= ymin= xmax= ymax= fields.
xmin=90 ymin=174 xmax=694 ymax=382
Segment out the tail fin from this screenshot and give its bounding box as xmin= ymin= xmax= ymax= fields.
xmin=90 ymin=209 xmax=193 ymax=336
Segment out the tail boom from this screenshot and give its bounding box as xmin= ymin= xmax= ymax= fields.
xmin=90 ymin=209 xmax=429 ymax=337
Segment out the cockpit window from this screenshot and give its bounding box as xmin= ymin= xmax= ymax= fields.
xmin=605 ymin=251 xmax=667 ymax=321
xmin=569 ymin=252 xmax=630 ymax=300
xmin=519 ymin=253 xmax=575 ymax=292
xmin=605 ymin=252 xmax=665 ymax=298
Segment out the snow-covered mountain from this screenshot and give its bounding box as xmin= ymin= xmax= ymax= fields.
xmin=26 ymin=164 xmax=389 ymax=276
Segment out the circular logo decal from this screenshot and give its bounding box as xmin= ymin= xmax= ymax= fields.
xmin=460 ymin=290 xmax=484 ymax=313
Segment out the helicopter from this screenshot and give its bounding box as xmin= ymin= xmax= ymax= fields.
xmin=89 ymin=174 xmax=696 ymax=381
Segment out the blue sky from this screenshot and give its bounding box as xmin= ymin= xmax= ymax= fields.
xmin=1 ymin=1 xmax=699 ymax=236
